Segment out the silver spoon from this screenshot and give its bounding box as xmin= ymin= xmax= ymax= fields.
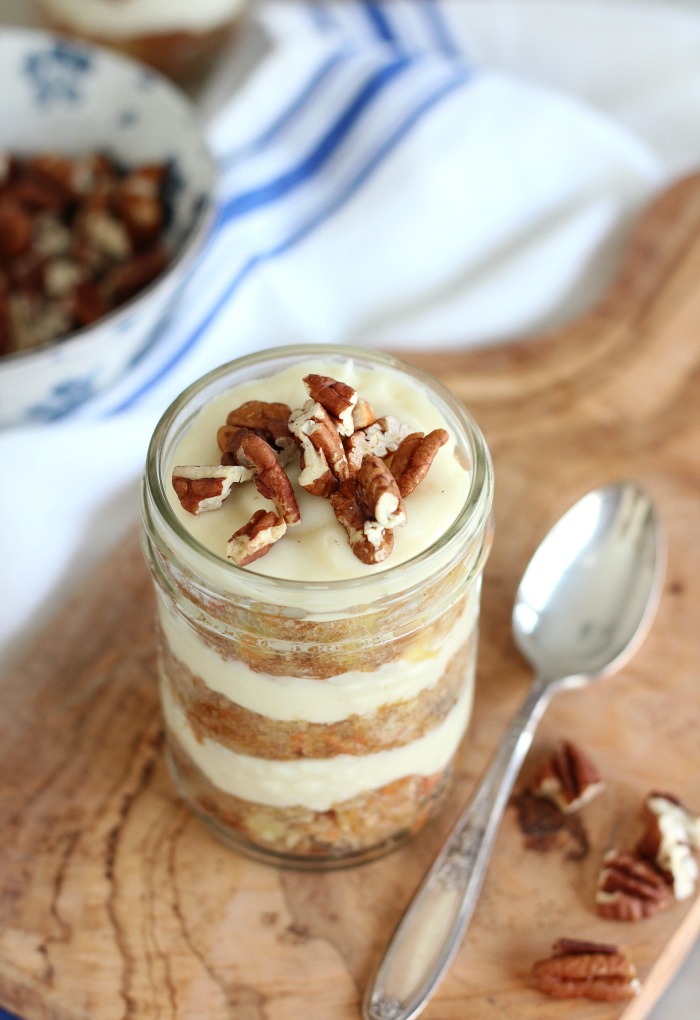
xmin=363 ymin=480 xmax=665 ymax=1020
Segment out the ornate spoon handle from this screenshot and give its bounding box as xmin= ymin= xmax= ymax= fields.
xmin=363 ymin=673 xmax=556 ymax=1020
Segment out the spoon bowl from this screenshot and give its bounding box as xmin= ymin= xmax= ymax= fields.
xmin=364 ymin=480 xmax=665 ymax=1020
xmin=513 ymin=481 xmax=664 ymax=683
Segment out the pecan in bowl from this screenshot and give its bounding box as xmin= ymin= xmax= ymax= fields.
xmin=0 ymin=29 xmax=215 ymax=425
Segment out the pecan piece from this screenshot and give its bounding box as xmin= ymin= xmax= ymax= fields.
xmin=101 ymin=246 xmax=168 ymax=304
xmin=297 ymin=439 xmax=337 ymax=498
xmin=531 ymin=740 xmax=604 ymax=813
xmin=265 ymin=418 xmax=297 ymax=466
xmin=0 ymin=196 xmax=32 ymax=258
xmin=227 ymin=509 xmax=287 ymax=567
xmin=352 ymin=397 xmax=376 ymax=429
xmin=533 ymin=938 xmax=639 ymax=1001
xmin=233 ymin=430 xmax=300 ymax=526
xmin=635 ymin=792 xmax=700 ymax=900
xmin=221 ymin=407 xmax=296 ymax=466
xmin=329 ymin=479 xmax=394 ymax=564
xmin=303 ymin=374 xmax=357 ymax=436
xmin=226 ymin=400 xmax=292 ymax=431
xmin=595 ymin=849 xmax=671 ymax=920
xmin=290 ymin=401 xmax=350 ymax=485
xmin=344 ymin=428 xmax=380 ymax=475
xmin=356 ymin=454 xmax=406 ymax=529
xmin=390 ymin=428 xmax=449 ymax=498
xmin=118 ymin=167 xmax=166 ymax=246
xmin=172 ymin=464 xmax=254 ymax=514
xmin=363 ymin=415 xmax=412 ymax=457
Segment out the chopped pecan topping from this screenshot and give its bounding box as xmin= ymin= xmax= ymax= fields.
xmin=352 ymin=396 xmax=376 ymax=429
xmin=344 ymin=428 xmax=380 ymax=474
xmin=596 ymin=849 xmax=671 ymax=920
xmin=226 ymin=400 xmax=292 ymax=431
xmin=533 ymin=938 xmax=639 ymax=1001
xmin=264 ymin=418 xmax=297 ymax=465
xmin=290 ymin=401 xmax=350 ymax=485
xmin=329 ymin=479 xmax=394 ymax=564
xmin=172 ymin=464 xmax=254 ymax=514
xmin=635 ymin=792 xmax=700 ymax=900
xmin=363 ymin=415 xmax=413 ymax=458
xmin=227 ymin=510 xmax=287 ymax=566
xmin=390 ymin=429 xmax=449 ymax=498
xmin=303 ymin=374 xmax=357 ymax=436
xmin=297 ymin=440 xmax=337 ymax=498
xmin=219 ymin=412 xmax=296 ymax=466
xmin=356 ymin=454 xmax=406 ymax=529
xmin=237 ymin=431 xmax=301 ymax=526
xmin=170 ymin=366 xmax=451 ymax=568
xmin=217 ymin=424 xmax=248 ymax=460
xmin=531 ymin=740 xmax=604 ymax=814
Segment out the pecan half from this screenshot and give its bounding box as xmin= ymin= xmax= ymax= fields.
xmin=596 ymin=849 xmax=671 ymax=920
xmin=303 ymin=374 xmax=357 ymax=436
xmin=390 ymin=428 xmax=449 ymax=498
xmin=356 ymin=454 xmax=406 ymax=529
xmin=172 ymin=464 xmax=254 ymax=514
xmin=533 ymin=938 xmax=639 ymax=1001
xmin=531 ymin=740 xmax=604 ymax=814
xmin=635 ymin=792 xmax=700 ymax=900
xmin=227 ymin=509 xmax=287 ymax=566
xmin=329 ymin=479 xmax=394 ymax=564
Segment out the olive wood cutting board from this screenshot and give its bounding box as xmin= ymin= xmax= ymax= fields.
xmin=2 ymin=174 xmax=700 ymax=1020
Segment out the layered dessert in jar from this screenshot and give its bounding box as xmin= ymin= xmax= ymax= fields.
xmin=141 ymin=345 xmax=494 ymax=867
xmin=39 ymin=0 xmax=250 ymax=81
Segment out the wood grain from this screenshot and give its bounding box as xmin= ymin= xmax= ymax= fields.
xmin=2 ymin=174 xmax=700 ymax=1020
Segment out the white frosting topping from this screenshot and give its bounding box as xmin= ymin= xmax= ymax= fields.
xmin=167 ymin=357 xmax=470 ymax=583
xmin=162 ymin=680 xmax=473 ymax=811
xmin=158 ymin=591 xmax=478 ymax=722
xmin=42 ymin=0 xmax=248 ymax=36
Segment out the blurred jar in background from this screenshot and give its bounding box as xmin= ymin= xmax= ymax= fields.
xmin=38 ymin=0 xmax=251 ymax=82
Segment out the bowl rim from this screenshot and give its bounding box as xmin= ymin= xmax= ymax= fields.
xmin=0 ymin=25 xmax=218 ymax=367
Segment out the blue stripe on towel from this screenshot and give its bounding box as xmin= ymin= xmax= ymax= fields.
xmin=363 ymin=2 xmax=400 ymax=46
xmin=421 ymin=0 xmax=458 ymax=55
xmin=220 ymin=49 xmax=350 ymax=163
xmin=218 ymin=56 xmax=411 ymax=221
xmin=109 ymin=64 xmax=470 ymax=413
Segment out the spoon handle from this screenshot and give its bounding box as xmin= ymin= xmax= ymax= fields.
xmin=363 ymin=673 xmax=555 ymax=1020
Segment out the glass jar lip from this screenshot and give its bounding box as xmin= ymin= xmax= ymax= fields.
xmin=144 ymin=343 xmax=494 ymax=596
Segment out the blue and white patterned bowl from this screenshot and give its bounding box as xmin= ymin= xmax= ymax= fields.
xmin=0 ymin=29 xmax=217 ymax=426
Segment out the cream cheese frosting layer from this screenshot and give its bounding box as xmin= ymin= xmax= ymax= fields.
xmin=161 ymin=681 xmax=472 ymax=811
xmin=167 ymin=357 xmax=471 ymax=583
xmin=157 ymin=592 xmax=478 ymax=723
xmin=42 ymin=0 xmax=247 ymax=35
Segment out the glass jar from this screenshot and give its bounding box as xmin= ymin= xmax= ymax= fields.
xmin=38 ymin=0 xmax=251 ymax=82
xmin=141 ymin=344 xmax=494 ymax=868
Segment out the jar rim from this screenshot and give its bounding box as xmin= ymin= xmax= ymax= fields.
xmin=144 ymin=343 xmax=493 ymax=598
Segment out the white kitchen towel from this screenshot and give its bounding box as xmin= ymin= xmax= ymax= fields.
xmin=4 ymin=0 xmax=700 ymax=668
